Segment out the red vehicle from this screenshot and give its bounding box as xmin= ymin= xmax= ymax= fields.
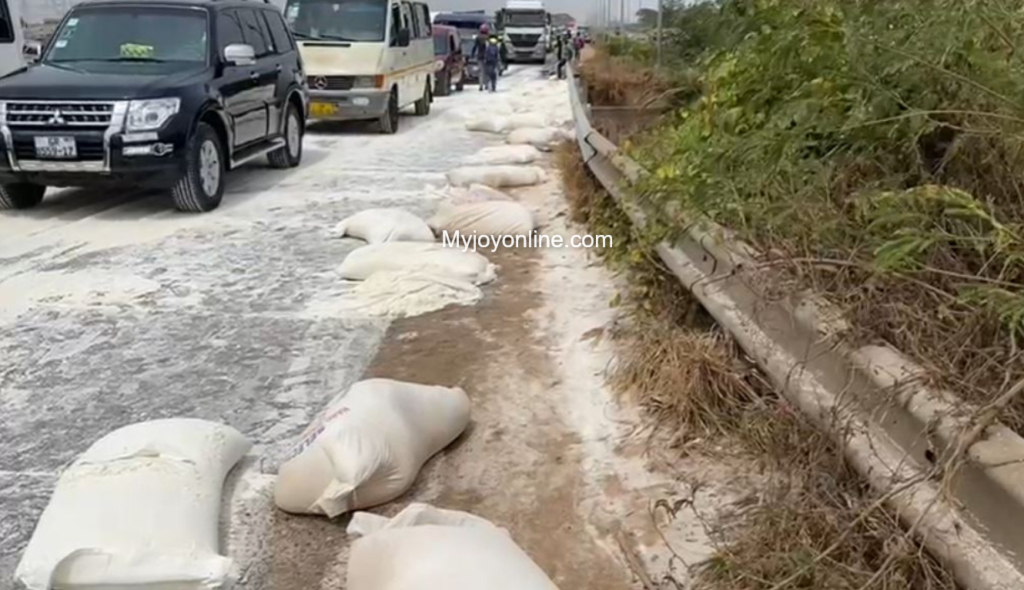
xmin=432 ymin=25 xmax=466 ymax=96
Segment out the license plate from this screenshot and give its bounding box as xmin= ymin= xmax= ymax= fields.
xmin=310 ymin=102 xmax=338 ymax=118
xmin=34 ymin=136 xmax=76 ymax=159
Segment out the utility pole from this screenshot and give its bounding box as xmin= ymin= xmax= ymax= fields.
xmin=656 ymin=0 xmax=664 ymax=67
xmin=619 ymin=0 xmax=624 ymax=32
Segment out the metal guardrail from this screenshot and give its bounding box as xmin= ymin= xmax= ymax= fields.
xmin=566 ymin=62 xmax=1024 ymax=590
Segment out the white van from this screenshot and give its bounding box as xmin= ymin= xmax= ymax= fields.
xmin=0 ymin=0 xmax=26 ymax=76
xmin=284 ymin=0 xmax=435 ymax=134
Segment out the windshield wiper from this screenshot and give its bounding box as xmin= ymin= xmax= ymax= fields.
xmin=292 ymin=31 xmax=359 ymax=42
xmin=51 ymin=56 xmax=168 ymax=63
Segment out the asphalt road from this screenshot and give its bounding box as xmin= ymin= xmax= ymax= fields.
xmin=0 ymin=70 xmax=525 ymax=586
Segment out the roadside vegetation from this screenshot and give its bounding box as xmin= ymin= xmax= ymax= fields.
xmin=556 ymin=0 xmax=1024 ymax=585
xmin=619 ymin=0 xmax=1024 ymax=429
xmin=556 ymin=142 xmax=955 ymax=589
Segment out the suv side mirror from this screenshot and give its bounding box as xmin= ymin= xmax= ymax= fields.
xmin=397 ymin=28 xmax=411 ymax=47
xmin=23 ymin=42 xmax=41 ymax=62
xmin=223 ymin=44 xmax=256 ymax=67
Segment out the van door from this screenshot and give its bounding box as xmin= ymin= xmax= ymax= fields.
xmin=397 ymin=1 xmax=415 ymax=107
xmin=385 ymin=2 xmax=403 ymax=101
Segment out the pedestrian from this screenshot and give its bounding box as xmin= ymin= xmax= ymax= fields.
xmin=573 ymin=32 xmax=585 ymax=63
xmin=474 ymin=23 xmax=490 ymax=91
xmin=555 ymin=33 xmax=567 ymax=80
xmin=483 ymin=37 xmax=501 ymax=92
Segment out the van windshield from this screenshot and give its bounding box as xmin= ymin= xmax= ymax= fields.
xmin=285 ymin=0 xmax=388 ymax=43
xmin=505 ymin=11 xmax=546 ymax=27
xmin=44 ymin=7 xmax=208 ymax=66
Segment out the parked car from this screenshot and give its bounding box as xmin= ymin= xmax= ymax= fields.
xmin=432 ymin=24 xmax=465 ymax=96
xmin=0 ymin=0 xmax=309 ymax=213
xmin=288 ymin=0 xmax=435 ymax=134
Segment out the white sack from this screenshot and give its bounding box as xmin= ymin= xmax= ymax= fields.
xmin=16 ymin=420 xmax=251 ymax=590
xmin=274 ymin=380 xmax=471 ymax=517
xmin=347 ymin=503 xmax=560 ymax=590
xmin=430 ymin=201 xmax=535 ymax=237
xmin=464 ymin=145 xmax=543 ymax=166
xmin=447 ymin=165 xmax=547 ymax=189
xmin=335 ymin=209 xmax=435 ymax=244
xmin=506 ymin=127 xmax=571 ymax=150
xmin=464 ymin=113 xmax=547 ymax=134
xmin=339 ymin=242 xmax=497 ymax=285
xmin=335 ymin=271 xmax=482 ymax=318
xmin=444 ymin=183 xmax=513 ymax=206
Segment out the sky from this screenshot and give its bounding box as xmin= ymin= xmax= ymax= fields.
xmin=429 ymin=0 xmax=660 ymax=24
xmin=19 ymin=0 xmax=661 ymax=24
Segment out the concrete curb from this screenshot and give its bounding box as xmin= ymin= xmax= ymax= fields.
xmin=566 ymin=63 xmax=1024 ymax=590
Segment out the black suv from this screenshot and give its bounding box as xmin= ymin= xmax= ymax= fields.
xmin=0 ymin=0 xmax=309 ymax=213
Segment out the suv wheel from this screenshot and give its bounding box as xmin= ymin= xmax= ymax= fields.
xmin=172 ymin=122 xmax=225 ymax=213
xmin=269 ymin=102 xmax=303 ymax=169
xmin=378 ymin=89 xmax=399 ymax=134
xmin=414 ymin=82 xmax=431 ymax=116
xmin=0 ymin=183 xmax=45 ymax=210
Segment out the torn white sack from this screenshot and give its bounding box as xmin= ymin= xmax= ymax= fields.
xmin=430 ymin=201 xmax=535 ymax=237
xmin=506 ymin=127 xmax=571 ymax=150
xmin=274 ymin=381 xmax=471 ymax=517
xmin=334 ymin=209 xmax=436 ymax=244
xmin=15 ymin=419 xmax=251 ymax=590
xmin=346 ymin=503 xmax=560 ymax=590
xmin=464 ymin=145 xmax=543 ymax=166
xmin=464 ymin=113 xmax=548 ymax=134
xmin=339 ymin=242 xmax=497 ymax=285
xmin=446 ymin=165 xmax=547 ymax=189
xmin=334 ymin=271 xmax=483 ymax=318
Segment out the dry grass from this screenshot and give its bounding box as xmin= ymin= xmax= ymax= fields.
xmin=556 ymin=141 xmax=958 ymax=590
xmin=609 ymin=322 xmax=761 ymax=449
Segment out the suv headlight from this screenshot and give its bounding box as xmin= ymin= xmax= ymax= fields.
xmin=351 ymin=76 xmax=377 ymax=90
xmin=126 ymin=98 xmax=180 ymax=132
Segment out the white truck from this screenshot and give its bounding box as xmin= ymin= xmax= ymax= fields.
xmin=497 ymin=0 xmax=549 ymax=64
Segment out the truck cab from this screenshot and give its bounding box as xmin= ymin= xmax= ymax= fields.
xmin=496 ymin=0 xmax=549 ymax=64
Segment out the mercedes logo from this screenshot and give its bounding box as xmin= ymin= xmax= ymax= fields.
xmin=313 ymin=76 xmax=328 ymax=90
xmin=47 ymin=109 xmax=66 ymax=126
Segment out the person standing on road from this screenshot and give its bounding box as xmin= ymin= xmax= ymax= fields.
xmin=474 ymin=23 xmax=491 ymax=91
xmin=483 ymin=37 xmax=501 ymax=92
xmin=555 ymin=33 xmax=567 ymax=80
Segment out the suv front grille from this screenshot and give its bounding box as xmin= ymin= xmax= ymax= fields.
xmin=307 ymin=76 xmax=354 ymax=91
xmin=6 ymin=102 xmax=116 ymax=128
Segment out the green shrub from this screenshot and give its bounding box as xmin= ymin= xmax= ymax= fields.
xmin=632 ymin=0 xmax=1024 ymax=420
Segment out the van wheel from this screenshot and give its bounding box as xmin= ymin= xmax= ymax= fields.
xmin=0 ymin=183 xmax=45 ymax=210
xmin=414 ymin=82 xmax=431 ymax=116
xmin=378 ymin=89 xmax=399 ymax=134
xmin=269 ymin=102 xmax=303 ymax=169
xmin=172 ymin=122 xmax=225 ymax=213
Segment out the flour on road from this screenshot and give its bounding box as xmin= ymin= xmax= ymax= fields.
xmin=0 ymin=67 xmax=750 ymax=590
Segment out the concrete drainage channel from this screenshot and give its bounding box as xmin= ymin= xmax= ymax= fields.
xmin=566 ymin=63 xmax=1024 ymax=590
